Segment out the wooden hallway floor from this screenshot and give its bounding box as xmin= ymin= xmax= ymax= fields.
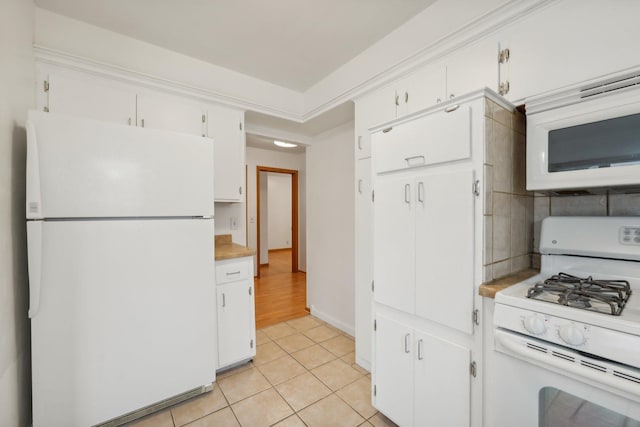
xmin=254 ymin=249 xmax=308 ymax=329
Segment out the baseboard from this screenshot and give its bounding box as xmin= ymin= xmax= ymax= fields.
xmin=355 ymin=356 xmax=372 ymax=373
xmin=309 ymin=306 xmax=355 ymax=337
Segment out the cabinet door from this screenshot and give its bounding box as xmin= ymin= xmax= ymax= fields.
xmin=374 ymin=314 xmax=414 ymax=427
xmin=415 ymin=168 xmax=475 ymax=334
xmin=217 ymin=281 xmax=254 ymax=368
xmin=373 ymin=105 xmax=471 ymax=174
xmin=373 ymin=175 xmax=415 ymax=314
xmin=414 ymin=330 xmax=471 ymax=427
xmin=401 ymin=62 xmax=447 ymax=115
xmin=355 ymin=158 xmax=373 ymax=368
xmin=47 ymin=72 xmax=136 ymax=126
xmin=137 ymin=92 xmax=204 ymax=136
xmin=446 ymin=38 xmax=498 ymax=99
xmin=503 ymin=1 xmax=640 ymax=103
xmin=208 ymin=105 xmax=245 ymax=202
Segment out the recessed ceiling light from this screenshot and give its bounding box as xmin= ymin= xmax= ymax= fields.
xmin=274 ymin=140 xmax=297 ymax=148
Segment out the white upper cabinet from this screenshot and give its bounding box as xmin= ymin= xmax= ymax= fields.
xmin=44 ymin=71 xmax=206 ymax=137
xmin=499 ymin=0 xmax=640 ymax=103
xmin=136 ymin=92 xmax=205 ymax=136
xmin=207 ymin=105 xmax=245 ymax=202
xmin=446 ymin=38 xmax=498 ymax=100
xmin=397 ymin=63 xmax=447 ymax=116
xmin=362 ymin=42 xmax=497 ymax=129
xmin=46 ymin=72 xmax=136 ymax=126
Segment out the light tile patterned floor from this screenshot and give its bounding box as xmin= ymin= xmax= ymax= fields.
xmin=127 ymin=315 xmax=398 ymax=427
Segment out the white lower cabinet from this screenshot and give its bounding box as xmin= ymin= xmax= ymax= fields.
xmin=216 ymin=257 xmax=256 ymax=370
xmin=374 ymin=313 xmax=472 ymax=427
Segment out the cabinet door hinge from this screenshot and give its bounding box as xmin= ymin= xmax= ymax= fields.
xmin=373 ymin=385 xmax=377 ymax=397
xmin=371 ymin=280 xmax=374 ymax=293
xmin=470 ymin=361 xmax=477 ymax=378
xmin=202 ymin=114 xmax=206 ymax=123
xmin=249 ymin=286 xmax=252 ymax=296
xmin=250 ymin=339 xmax=254 ymax=349
xmin=498 ymin=81 xmax=510 ymax=96
xmin=472 ymin=309 xmax=480 ymax=326
xmin=373 ymin=319 xmax=377 ymax=331
xmin=498 ymin=48 xmax=510 ymax=64
xmin=43 ymin=80 xmax=49 ymax=92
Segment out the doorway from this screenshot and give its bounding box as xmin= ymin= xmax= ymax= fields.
xmin=256 ymin=166 xmax=298 ymax=277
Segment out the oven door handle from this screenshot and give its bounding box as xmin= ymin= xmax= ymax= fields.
xmin=495 ymin=329 xmax=640 ymax=398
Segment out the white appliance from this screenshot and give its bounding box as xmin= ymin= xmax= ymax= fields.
xmin=26 ymin=111 xmax=216 ymax=427
xmin=527 ymin=70 xmax=640 ymax=193
xmin=492 ymin=216 xmax=640 ymax=427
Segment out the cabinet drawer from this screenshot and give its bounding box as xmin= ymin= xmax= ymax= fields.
xmin=372 ymin=105 xmax=471 ymax=174
xmin=216 ymin=259 xmax=250 ymax=284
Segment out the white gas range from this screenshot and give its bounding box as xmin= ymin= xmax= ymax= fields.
xmin=492 ymin=216 xmax=640 ymax=427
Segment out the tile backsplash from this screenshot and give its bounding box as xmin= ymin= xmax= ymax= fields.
xmin=483 ymin=99 xmax=533 ymax=283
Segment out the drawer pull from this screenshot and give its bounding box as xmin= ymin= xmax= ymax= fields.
xmin=358 ymin=179 xmax=363 ymax=194
xmin=404 ymin=184 xmax=411 ymax=204
xmin=404 ymin=334 xmax=411 ymax=353
xmin=222 ymin=293 xmax=226 ymax=307
xmin=382 ymin=127 xmax=393 ymax=133
xmin=226 ymin=271 xmax=241 ymax=275
xmin=405 ymin=155 xmax=425 ymax=167
xmin=418 ymin=339 xmax=424 ymax=360
xmin=445 ymin=104 xmax=460 ymax=113
xmin=418 ymin=181 xmax=424 ymax=203
xmin=357 ymin=135 xmax=363 ymax=150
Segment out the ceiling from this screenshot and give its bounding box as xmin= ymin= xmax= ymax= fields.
xmin=246 ymin=134 xmax=306 ymax=154
xmin=34 ymin=0 xmax=437 ymax=92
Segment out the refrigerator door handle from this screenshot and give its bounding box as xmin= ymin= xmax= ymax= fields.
xmin=26 ymin=119 xmax=43 ymax=219
xmin=27 ymin=221 xmax=43 ymax=318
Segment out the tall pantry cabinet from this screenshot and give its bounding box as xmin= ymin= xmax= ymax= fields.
xmin=370 ymin=89 xmax=515 ymax=427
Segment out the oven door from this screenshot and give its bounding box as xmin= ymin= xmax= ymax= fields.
xmin=490 ymin=329 xmax=640 ymax=427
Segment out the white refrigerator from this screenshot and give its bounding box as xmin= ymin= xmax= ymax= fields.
xmin=26 ymin=111 xmax=217 ymax=426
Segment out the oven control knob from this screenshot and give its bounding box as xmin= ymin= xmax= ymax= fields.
xmin=559 ymin=324 xmax=585 ymax=346
xmin=523 ymin=316 xmax=546 ymax=335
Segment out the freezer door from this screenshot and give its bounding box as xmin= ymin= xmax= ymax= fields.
xmin=28 ymin=219 xmax=216 ymax=427
xmin=26 ymin=110 xmax=214 ymax=219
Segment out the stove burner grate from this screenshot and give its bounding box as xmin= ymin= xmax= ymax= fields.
xmin=526 ymin=272 xmax=632 ymax=315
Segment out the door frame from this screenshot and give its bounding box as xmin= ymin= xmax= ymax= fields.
xmin=256 ymin=166 xmax=299 ymax=277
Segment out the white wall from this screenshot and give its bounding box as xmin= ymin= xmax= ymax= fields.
xmin=214 ymin=202 xmax=246 ymax=245
xmin=306 ymin=122 xmax=355 ymax=334
xmin=267 ymin=173 xmax=292 ymax=250
xmin=0 ymin=1 xmax=34 ymax=426
xmin=246 ymin=146 xmax=306 ymax=272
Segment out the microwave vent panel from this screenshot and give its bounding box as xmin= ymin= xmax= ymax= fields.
xmin=580 ymin=73 xmax=640 ymax=99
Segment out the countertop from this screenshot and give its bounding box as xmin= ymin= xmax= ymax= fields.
xmin=478 ymin=269 xmax=539 ymax=299
xmin=215 ymin=234 xmax=256 ymax=261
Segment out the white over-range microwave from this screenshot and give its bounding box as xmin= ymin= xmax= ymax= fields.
xmin=526 ymin=71 xmax=640 ymax=194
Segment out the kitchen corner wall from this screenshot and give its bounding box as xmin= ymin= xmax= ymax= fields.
xmin=306 ymin=122 xmax=355 ymax=334
xmin=483 ymin=100 xmax=533 ymax=283
xmin=532 ymin=192 xmax=640 ymax=267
